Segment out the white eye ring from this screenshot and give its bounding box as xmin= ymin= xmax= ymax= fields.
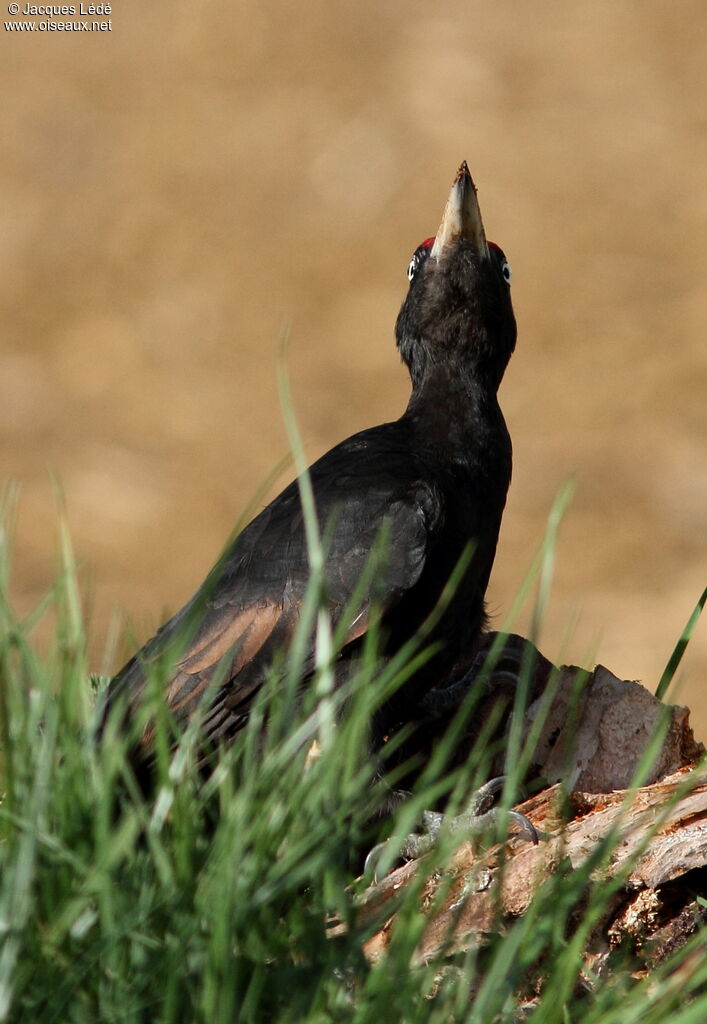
xmin=407 ymin=256 xmax=418 ymax=281
xmin=501 ymin=260 xmax=512 ymax=284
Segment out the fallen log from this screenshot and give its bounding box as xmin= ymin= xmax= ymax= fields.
xmin=356 ymin=654 xmax=706 ymax=986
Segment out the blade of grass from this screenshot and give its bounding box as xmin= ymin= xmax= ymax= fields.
xmin=655 ymin=584 xmax=707 ymax=700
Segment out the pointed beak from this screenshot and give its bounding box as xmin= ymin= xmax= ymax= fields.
xmin=430 ymin=161 xmax=489 ymax=261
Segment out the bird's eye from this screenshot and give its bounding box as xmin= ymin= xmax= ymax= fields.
xmin=407 ymin=238 xmax=434 ymax=283
xmin=501 ymin=260 xmax=512 ymax=284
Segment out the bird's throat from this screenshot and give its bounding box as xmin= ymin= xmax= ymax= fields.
xmin=404 ymin=368 xmax=503 ymax=458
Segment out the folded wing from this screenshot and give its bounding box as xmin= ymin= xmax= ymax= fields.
xmin=103 ymin=427 xmax=442 ymax=751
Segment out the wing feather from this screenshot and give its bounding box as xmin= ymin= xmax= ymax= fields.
xmin=104 ymin=423 xmax=443 ymax=752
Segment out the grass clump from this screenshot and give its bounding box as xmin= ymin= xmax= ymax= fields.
xmin=0 ymin=487 xmax=705 ymax=1024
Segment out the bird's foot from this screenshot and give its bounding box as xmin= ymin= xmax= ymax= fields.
xmin=364 ymin=776 xmax=538 ymax=881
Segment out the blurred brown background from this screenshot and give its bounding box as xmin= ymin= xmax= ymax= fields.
xmin=2 ymin=2 xmax=706 ymax=729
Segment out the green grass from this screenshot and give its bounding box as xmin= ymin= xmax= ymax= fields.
xmin=0 ymin=483 xmax=705 ymax=1023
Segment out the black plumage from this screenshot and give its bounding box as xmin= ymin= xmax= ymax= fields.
xmin=102 ymin=161 xmax=517 ymax=767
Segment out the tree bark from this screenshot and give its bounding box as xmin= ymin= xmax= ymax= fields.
xmin=356 ymin=651 xmax=706 ymax=985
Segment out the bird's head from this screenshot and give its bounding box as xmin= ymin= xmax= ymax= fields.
xmin=396 ymin=161 xmax=516 ymax=394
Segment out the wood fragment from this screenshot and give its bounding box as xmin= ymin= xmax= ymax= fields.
xmin=357 ymin=654 xmax=706 ymax=978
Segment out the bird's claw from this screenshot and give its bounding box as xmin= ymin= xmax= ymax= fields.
xmin=365 ymin=776 xmax=538 ymax=881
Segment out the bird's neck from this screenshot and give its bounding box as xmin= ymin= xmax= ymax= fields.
xmin=402 ymin=366 xmax=503 ymax=457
